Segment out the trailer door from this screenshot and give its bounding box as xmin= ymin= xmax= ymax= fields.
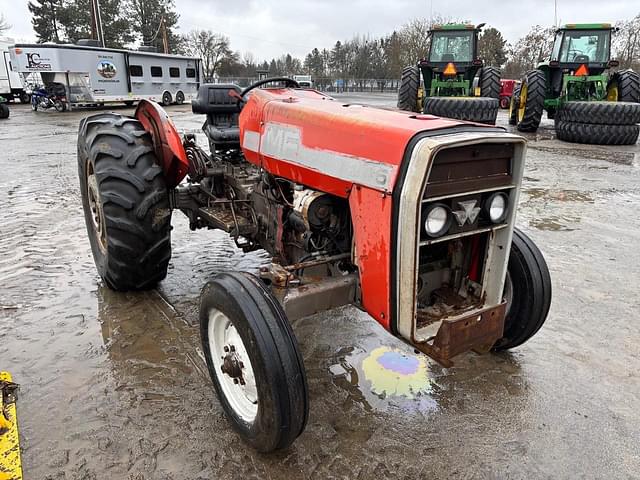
xmin=4 ymin=52 xmax=24 ymax=91
xmin=0 ymin=52 xmax=9 ymax=95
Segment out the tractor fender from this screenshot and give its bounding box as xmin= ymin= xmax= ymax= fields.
xmin=135 ymin=99 xmax=189 ymax=187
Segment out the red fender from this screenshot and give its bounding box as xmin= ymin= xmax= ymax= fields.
xmin=135 ymin=99 xmax=189 ymax=187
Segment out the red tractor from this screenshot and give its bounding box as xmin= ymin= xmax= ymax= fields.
xmin=78 ymin=78 xmax=552 ymax=452
xmin=499 ymin=79 xmax=519 ymax=109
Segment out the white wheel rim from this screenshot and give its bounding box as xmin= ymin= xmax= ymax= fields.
xmin=208 ymin=308 xmax=259 ymax=423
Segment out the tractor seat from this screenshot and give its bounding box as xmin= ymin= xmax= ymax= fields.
xmin=573 ymin=54 xmax=590 ymax=63
xmin=440 ymin=54 xmax=455 ymax=62
xmin=192 ymin=84 xmax=241 ymax=146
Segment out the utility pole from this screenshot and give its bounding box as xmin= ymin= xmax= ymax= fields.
xmin=554 ymin=0 xmax=558 ymax=27
xmin=90 ymin=0 xmax=105 ymax=47
xmin=161 ymin=16 xmax=169 ymax=54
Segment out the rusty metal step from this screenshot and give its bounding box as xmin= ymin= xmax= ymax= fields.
xmin=199 ymin=205 xmax=255 ymax=235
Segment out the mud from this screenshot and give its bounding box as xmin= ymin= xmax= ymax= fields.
xmin=1 ymin=96 xmax=639 ymax=479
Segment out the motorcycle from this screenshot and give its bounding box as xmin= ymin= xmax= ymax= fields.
xmin=31 ymin=83 xmax=68 ymax=112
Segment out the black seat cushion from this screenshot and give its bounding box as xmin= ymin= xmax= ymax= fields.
xmin=192 ymin=84 xmax=241 ymax=115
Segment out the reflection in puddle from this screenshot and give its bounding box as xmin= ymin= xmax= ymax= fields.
xmin=329 ymin=345 xmax=436 ymax=412
xmin=525 ymin=188 xmax=593 ymax=203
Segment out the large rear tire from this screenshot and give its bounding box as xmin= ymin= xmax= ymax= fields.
xmin=554 ymin=120 xmax=639 ymax=145
xmin=479 ymin=66 xmax=501 ymax=99
xmin=200 ymin=272 xmax=309 ymax=452
xmin=494 ymin=228 xmax=552 ymax=351
xmin=556 ymin=101 xmax=640 ymax=125
xmin=77 ymin=113 xmax=172 ymax=290
xmin=515 ymin=70 xmax=546 ymax=132
xmin=397 ymin=65 xmax=420 ymax=112
xmin=0 ymin=104 xmax=9 ymax=119
xmin=608 ymin=69 xmax=640 ymax=103
xmin=423 ymin=96 xmax=499 ymax=124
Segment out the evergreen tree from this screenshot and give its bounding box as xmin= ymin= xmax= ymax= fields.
xmin=28 ymin=0 xmax=63 ymax=43
xmin=59 ymin=0 xmax=133 ymax=48
xmin=128 ymin=0 xmax=180 ymax=53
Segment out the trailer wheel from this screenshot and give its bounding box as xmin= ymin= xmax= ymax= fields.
xmin=554 ymin=120 xmax=639 ymax=145
xmin=494 ymin=228 xmax=552 ymax=351
xmin=200 ymin=272 xmax=309 ymax=452
xmin=514 ymin=70 xmax=546 ymax=132
xmin=423 ymin=96 xmax=499 ymax=124
xmin=397 ymin=65 xmax=420 ymax=112
xmin=479 ymin=66 xmax=501 ymax=99
xmin=0 ymin=104 xmax=9 ymax=119
xmin=77 ymin=112 xmax=172 ymax=290
xmin=175 ymin=91 xmax=185 ymax=105
xmin=161 ymin=91 xmax=172 ymax=106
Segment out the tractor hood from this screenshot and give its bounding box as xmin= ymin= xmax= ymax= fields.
xmin=239 ymin=88 xmax=501 ymax=197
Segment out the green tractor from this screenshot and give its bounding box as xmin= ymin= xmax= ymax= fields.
xmin=397 ymin=23 xmax=501 ymax=124
xmin=0 ymin=96 xmax=9 ymax=119
xmin=510 ymin=23 xmax=640 ymax=145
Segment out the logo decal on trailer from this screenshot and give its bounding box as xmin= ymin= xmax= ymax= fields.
xmin=97 ymin=60 xmax=117 ymax=79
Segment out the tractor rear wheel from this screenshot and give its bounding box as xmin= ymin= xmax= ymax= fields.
xmin=77 ymin=113 xmax=172 ymax=290
xmin=608 ymin=69 xmax=640 ymax=103
xmin=556 ymin=101 xmax=640 ymax=125
xmin=508 ymin=85 xmax=521 ymax=125
xmin=554 ymin=120 xmax=639 ymax=145
xmin=200 ymin=272 xmax=309 ymax=452
xmin=423 ymin=96 xmax=499 ymax=124
xmin=479 ymin=66 xmax=501 ymax=99
xmin=493 ymin=228 xmax=552 ymax=351
xmin=0 ymin=104 xmax=9 ymax=119
xmin=397 ymin=65 xmax=420 ymax=112
xmin=514 ymin=70 xmax=546 ymax=132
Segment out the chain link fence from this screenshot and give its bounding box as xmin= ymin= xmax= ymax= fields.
xmin=212 ymin=77 xmax=401 ymax=93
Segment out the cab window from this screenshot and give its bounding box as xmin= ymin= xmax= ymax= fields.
xmin=429 ymin=31 xmax=473 ymax=63
xmin=559 ymin=30 xmax=610 ymax=63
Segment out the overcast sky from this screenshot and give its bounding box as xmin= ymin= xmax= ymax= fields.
xmin=2 ymin=0 xmax=639 ymax=59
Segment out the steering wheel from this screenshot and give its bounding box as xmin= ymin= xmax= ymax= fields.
xmin=236 ymin=77 xmax=300 ymax=107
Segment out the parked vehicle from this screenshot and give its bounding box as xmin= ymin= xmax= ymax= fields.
xmin=78 ymin=78 xmax=551 ymax=452
xmin=0 ymin=96 xmax=9 ymax=118
xmin=499 ymin=79 xmax=519 ymax=109
xmin=510 ymin=23 xmax=640 ymax=144
xmin=0 ymin=38 xmax=30 ymax=103
xmin=31 ymin=83 xmax=68 ymax=112
xmin=293 ymin=74 xmax=313 ymax=87
xmin=397 ymin=23 xmax=501 ymax=124
xmin=9 ymin=42 xmax=203 ymax=108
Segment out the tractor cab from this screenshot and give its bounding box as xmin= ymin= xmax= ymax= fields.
xmin=419 ymin=24 xmax=484 ymax=97
xmin=541 ymin=24 xmax=616 ymax=102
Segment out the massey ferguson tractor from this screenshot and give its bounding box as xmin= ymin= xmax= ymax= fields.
xmin=78 ymin=78 xmax=551 ymax=452
xmin=510 ymin=23 xmax=640 ymax=145
xmin=397 ymin=23 xmax=502 ymax=124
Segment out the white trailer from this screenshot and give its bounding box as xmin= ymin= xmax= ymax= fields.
xmin=0 ymin=38 xmax=30 ymax=102
xmin=9 ymin=43 xmax=203 ymax=107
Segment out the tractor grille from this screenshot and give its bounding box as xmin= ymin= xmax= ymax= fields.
xmin=424 ymin=143 xmax=514 ymax=198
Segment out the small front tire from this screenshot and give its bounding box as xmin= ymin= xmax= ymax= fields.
xmin=200 ymin=272 xmax=309 ymax=452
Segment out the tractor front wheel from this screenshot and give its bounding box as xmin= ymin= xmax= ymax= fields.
xmin=423 ymin=96 xmax=499 ymax=124
xmin=200 ymin=272 xmax=309 ymax=452
xmin=397 ymin=65 xmax=420 ymax=112
xmin=479 ymin=66 xmax=501 ymax=99
xmin=508 ymin=85 xmax=521 ymax=125
xmin=514 ymin=70 xmax=546 ymax=132
xmin=77 ymin=113 xmax=172 ymax=290
xmin=493 ymin=228 xmax=552 ymax=351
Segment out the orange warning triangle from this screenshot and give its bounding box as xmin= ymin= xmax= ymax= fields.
xmin=575 ymin=64 xmax=589 ymax=76
xmin=443 ymin=62 xmax=457 ymax=76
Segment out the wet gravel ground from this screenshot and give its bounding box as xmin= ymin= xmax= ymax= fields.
xmin=1 ymin=94 xmax=639 ymax=479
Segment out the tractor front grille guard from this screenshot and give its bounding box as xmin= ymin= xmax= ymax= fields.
xmin=394 ymin=132 xmax=527 ymax=365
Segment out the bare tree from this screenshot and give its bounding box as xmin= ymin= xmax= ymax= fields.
xmin=504 ymin=25 xmax=555 ymax=78
xmin=0 ymin=14 xmax=10 ymax=35
xmin=183 ymin=30 xmax=234 ymax=80
xmin=614 ymin=14 xmax=640 ymax=70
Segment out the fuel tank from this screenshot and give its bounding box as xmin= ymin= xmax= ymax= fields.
xmin=238 ymin=88 xmax=483 ymax=197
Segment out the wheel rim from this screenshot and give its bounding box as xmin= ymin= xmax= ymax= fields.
xmin=208 ymin=308 xmax=259 ymax=423
xmin=517 ymin=83 xmax=528 ymax=122
xmin=607 ymin=83 xmax=618 ymax=102
xmin=503 ymin=271 xmax=513 ymax=319
xmin=86 ymin=162 xmax=107 ymax=253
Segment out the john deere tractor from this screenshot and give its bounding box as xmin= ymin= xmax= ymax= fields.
xmin=510 ymin=23 xmax=640 ymax=145
xmin=398 ymin=23 xmax=501 ymax=124
xmin=0 ymin=96 xmax=9 ymax=119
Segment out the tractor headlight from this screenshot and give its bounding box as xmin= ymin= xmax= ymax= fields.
xmin=423 ymin=203 xmax=452 ymax=238
xmin=485 ymin=192 xmax=508 ymax=223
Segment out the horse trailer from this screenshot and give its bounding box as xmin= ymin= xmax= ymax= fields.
xmin=0 ymin=38 xmax=30 ymax=103
xmin=9 ymin=43 xmax=203 ymax=107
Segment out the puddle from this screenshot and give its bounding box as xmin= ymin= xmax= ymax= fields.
xmin=525 ymin=188 xmax=594 ymax=203
xmin=328 ymin=345 xmax=437 ymax=412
